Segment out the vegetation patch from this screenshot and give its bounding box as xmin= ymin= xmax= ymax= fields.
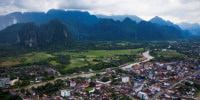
xmin=150 ymin=50 xmax=187 ymax=62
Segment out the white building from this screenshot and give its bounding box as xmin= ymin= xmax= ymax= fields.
xmin=61 ymin=90 xmax=70 ymax=97
xmin=164 ymin=82 xmax=171 ymax=86
xmin=167 ymin=65 xmax=172 ymax=70
xmin=70 ymin=81 xmax=76 ymax=87
xmin=122 ymin=77 xmax=129 ymax=83
xmin=137 ymin=92 xmax=148 ymax=100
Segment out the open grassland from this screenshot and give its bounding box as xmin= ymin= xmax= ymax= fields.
xmin=0 ymin=48 xmax=143 ymax=68
xmin=151 ymin=50 xmax=187 ymax=62
xmin=55 ymin=48 xmax=143 ymax=69
xmin=0 ymin=52 xmax=54 ymax=66
xmin=154 ymin=51 xmax=186 ymax=58
xmin=54 ymin=48 xmax=143 ymax=57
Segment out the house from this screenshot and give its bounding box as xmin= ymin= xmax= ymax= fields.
xmin=137 ymin=92 xmax=148 ymax=100
xmin=61 ymin=90 xmax=70 ymax=97
xmin=70 ymin=81 xmax=76 ymax=87
xmin=144 ymin=62 xmax=153 ymax=69
xmin=167 ymin=89 xmax=175 ymax=94
xmin=134 ymin=80 xmax=144 ymax=92
xmin=150 ymin=84 xmax=161 ymax=91
xmin=9 ymin=90 xmax=28 ymax=100
xmin=28 ymin=88 xmax=36 ymax=95
xmin=122 ymin=77 xmax=129 ymax=83
xmin=149 ymin=73 xmax=153 ymax=79
xmin=0 ymin=77 xmax=10 ymax=88
xmin=167 ymin=65 xmax=172 ymax=70
xmin=106 ymin=68 xmax=111 ymax=73
xmin=163 ymin=81 xmax=171 ymax=86
xmin=134 ymin=84 xmax=144 ymax=92
xmin=83 ymin=83 xmax=90 ymax=88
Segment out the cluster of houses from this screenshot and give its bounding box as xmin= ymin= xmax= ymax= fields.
xmin=4 ymin=59 xmax=200 ymax=100
xmin=9 ymin=89 xmax=39 ymax=100
xmin=122 ymin=60 xmax=200 ymax=100
xmin=29 ymin=60 xmax=198 ymax=100
xmin=0 ymin=77 xmax=10 ymax=88
xmin=0 ymin=65 xmax=59 ymax=87
xmin=158 ymin=74 xmax=200 ymax=100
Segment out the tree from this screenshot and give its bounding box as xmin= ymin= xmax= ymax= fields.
xmin=89 ymin=82 xmax=96 ymax=87
xmin=20 ymin=80 xmax=30 ymax=86
xmin=93 ymin=89 xmax=99 ymax=94
xmin=20 ymin=88 xmax=25 ymax=94
xmin=119 ymin=96 xmax=132 ymax=100
xmin=54 ymin=79 xmax=64 ymax=87
xmin=9 ymin=95 xmax=22 ymax=100
xmin=102 ymin=77 xmax=109 ymax=82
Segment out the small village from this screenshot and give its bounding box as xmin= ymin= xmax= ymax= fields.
xmin=0 ymin=65 xmax=60 ymax=89
xmin=2 ymin=58 xmax=200 ymax=100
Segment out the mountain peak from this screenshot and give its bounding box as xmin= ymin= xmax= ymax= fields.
xmin=150 ymin=16 xmax=182 ymax=31
xmin=150 ymin=16 xmax=168 ymax=25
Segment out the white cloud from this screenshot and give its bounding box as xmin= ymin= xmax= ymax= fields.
xmin=0 ymin=0 xmax=200 ymax=24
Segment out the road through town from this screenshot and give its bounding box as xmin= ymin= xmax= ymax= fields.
xmin=122 ymin=50 xmax=154 ymax=69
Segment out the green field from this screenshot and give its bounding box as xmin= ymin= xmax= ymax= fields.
xmin=0 ymin=48 xmax=143 ymax=68
xmin=55 ymin=48 xmax=143 ymax=69
xmin=0 ymin=52 xmax=55 ymax=66
xmin=154 ymin=51 xmax=186 ymax=58
xmin=151 ymin=50 xmax=187 ymax=62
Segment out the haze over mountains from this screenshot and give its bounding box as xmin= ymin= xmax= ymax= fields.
xmin=96 ymin=14 xmax=142 ymax=23
xmin=0 ymin=9 xmax=199 ymax=47
xmin=178 ymin=22 xmax=200 ymax=36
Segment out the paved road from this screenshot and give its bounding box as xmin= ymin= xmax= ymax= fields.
xmin=9 ymin=50 xmax=153 ymax=91
xmin=197 ymin=93 xmax=200 ymax=100
xmin=10 ymin=72 xmax=101 ymax=91
xmin=50 ymin=68 xmax=61 ymax=76
xmin=149 ymin=70 xmax=200 ymax=100
xmin=122 ymin=50 xmax=154 ymax=69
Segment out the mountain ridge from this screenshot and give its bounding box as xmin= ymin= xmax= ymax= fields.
xmin=96 ymin=14 xmax=142 ymax=22
xmin=0 ymin=10 xmax=188 ymax=47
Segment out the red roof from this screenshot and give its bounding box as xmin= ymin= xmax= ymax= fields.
xmin=83 ymin=83 xmax=90 ymax=87
xmin=70 ymin=81 xmax=76 ymax=84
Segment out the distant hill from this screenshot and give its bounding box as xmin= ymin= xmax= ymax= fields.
xmin=178 ymin=22 xmax=200 ymax=36
xmin=0 ymin=20 xmax=74 ymax=48
xmin=0 ymin=9 xmax=101 ymax=30
xmin=0 ymin=23 xmax=24 ymax=44
xmin=86 ymin=18 xmax=183 ymax=41
xmin=0 ymin=10 xmax=186 ymax=46
xmin=150 ymin=16 xmax=181 ymax=30
xmin=150 ymin=16 xmax=191 ymax=36
xmin=96 ymin=14 xmax=142 ymax=22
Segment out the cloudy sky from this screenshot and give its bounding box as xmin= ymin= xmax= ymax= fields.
xmin=0 ymin=0 xmax=200 ymax=24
